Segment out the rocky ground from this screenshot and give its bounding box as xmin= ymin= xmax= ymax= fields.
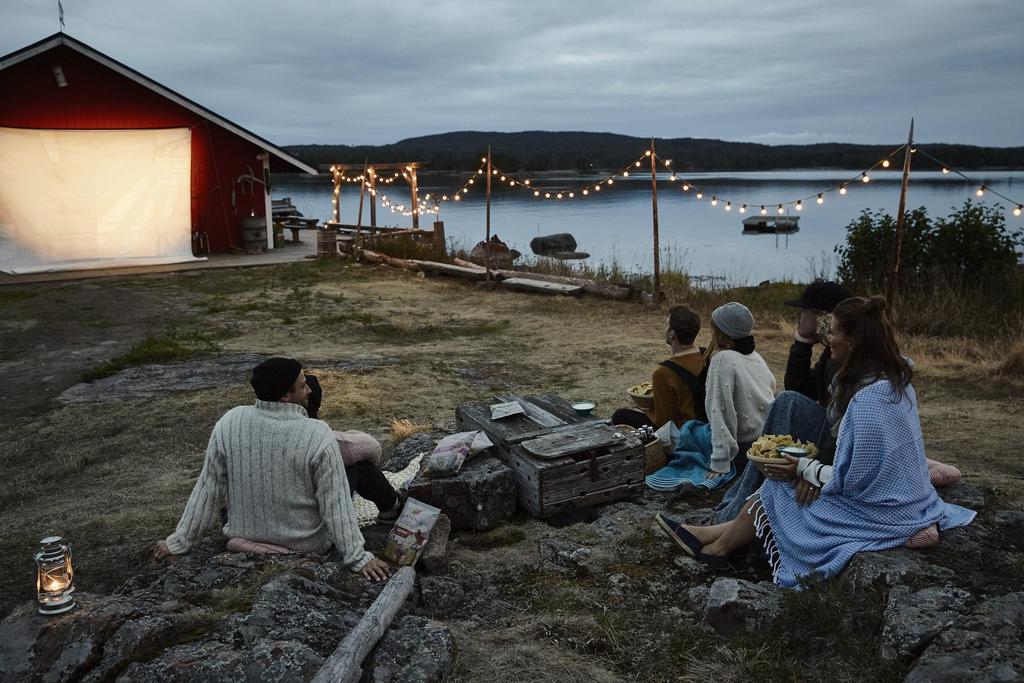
xmin=2 ymin=262 xmax=1023 ymax=681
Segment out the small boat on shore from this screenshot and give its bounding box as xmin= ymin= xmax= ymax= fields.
xmin=742 ymin=215 xmax=799 ymax=234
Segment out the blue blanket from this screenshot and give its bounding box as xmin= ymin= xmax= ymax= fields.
xmin=645 ymin=420 xmax=735 ymax=492
xmin=758 ymin=381 xmax=975 ymax=588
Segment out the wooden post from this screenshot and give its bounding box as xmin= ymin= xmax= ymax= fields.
xmin=409 ymin=167 xmax=420 ymax=230
xmin=887 ymin=118 xmax=914 ymax=309
xmin=311 ymin=567 xmax=415 ymax=683
xmin=369 ymin=168 xmax=377 ymax=227
xmin=485 ymin=145 xmax=492 ymax=279
xmin=356 ymin=157 xmax=368 ymax=227
xmin=649 ymin=138 xmax=661 ymax=304
xmin=332 ymin=168 xmax=341 ymax=224
xmin=433 ymin=220 xmax=446 ymax=254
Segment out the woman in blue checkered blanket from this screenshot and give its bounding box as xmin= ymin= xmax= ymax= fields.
xmin=655 ymin=296 xmax=976 ymax=588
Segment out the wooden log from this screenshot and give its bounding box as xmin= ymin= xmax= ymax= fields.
xmin=493 ymin=270 xmax=634 ymax=300
xmin=409 ymin=260 xmax=489 ymax=281
xmin=357 ymin=249 xmax=418 ymax=271
xmin=452 ymin=257 xmax=486 ymax=271
xmin=312 ymin=566 xmax=416 ymax=683
xmin=501 ymin=277 xmax=583 ymax=296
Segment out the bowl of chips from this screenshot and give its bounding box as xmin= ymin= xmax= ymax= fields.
xmin=746 ymin=434 xmax=818 ymax=466
xmin=627 ymin=382 xmax=655 ymax=412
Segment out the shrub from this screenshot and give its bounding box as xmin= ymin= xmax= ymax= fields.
xmin=834 ymin=200 xmax=1024 ymax=336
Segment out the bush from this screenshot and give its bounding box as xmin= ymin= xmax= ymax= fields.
xmin=834 ymin=200 xmax=1024 ymax=336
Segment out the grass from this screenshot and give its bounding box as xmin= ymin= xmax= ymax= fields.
xmin=82 ymin=331 xmax=220 ymax=381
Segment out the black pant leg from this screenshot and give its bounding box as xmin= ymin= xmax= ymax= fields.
xmin=345 ymin=460 xmax=398 ymax=511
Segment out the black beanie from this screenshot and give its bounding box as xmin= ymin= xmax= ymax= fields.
xmin=250 ymin=357 xmax=303 ymax=401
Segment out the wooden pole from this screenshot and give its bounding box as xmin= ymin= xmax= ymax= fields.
xmin=356 ymin=157 xmax=368 ymax=228
xmin=409 ymin=167 xmax=420 ymax=230
xmin=369 ymin=168 xmax=377 ymax=227
xmin=650 ymin=138 xmax=661 ymax=304
xmin=332 ymin=168 xmax=341 ymax=224
xmin=485 ymin=145 xmax=492 ymax=279
xmin=312 ymin=566 xmax=415 ymax=683
xmin=887 ymin=118 xmax=914 ymax=309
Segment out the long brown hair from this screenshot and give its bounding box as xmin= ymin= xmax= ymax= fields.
xmin=831 ymin=295 xmax=913 ymax=414
xmin=702 ymin=322 xmax=734 ymax=362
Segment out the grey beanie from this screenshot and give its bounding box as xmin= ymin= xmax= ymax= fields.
xmin=711 ymin=302 xmax=754 ymax=339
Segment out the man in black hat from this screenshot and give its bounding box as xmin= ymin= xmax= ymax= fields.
xmin=153 ymin=357 xmax=392 ymax=582
xmin=783 ymin=280 xmax=852 ymax=401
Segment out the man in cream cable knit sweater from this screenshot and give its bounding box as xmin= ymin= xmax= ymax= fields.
xmin=153 ymin=357 xmax=391 ymax=582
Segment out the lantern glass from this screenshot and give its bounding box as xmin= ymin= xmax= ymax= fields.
xmin=34 ymin=535 xmax=76 ymax=615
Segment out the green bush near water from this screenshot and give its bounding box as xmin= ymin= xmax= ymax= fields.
xmin=835 ymin=200 xmax=1024 ymax=336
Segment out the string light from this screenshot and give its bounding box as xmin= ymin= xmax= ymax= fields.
xmin=739 ymin=204 xmax=747 ymax=213
xmin=777 ymin=205 xmax=785 ymax=215
xmin=760 ymin=206 xmax=767 ymax=215
xmin=839 ymin=186 xmax=847 ymax=195
xmin=710 ymin=196 xmax=718 ymax=206
xmin=817 ymin=194 xmax=824 ymax=204
xmin=882 ymin=159 xmax=890 ymax=168
xmin=1015 ymin=205 xmax=1022 ymax=217
xmin=862 ymin=173 xmax=871 ymax=183
xmin=942 ymin=167 xmax=950 ymax=174
xmin=695 ymin=191 xmax=703 ymax=199
xmin=725 ymin=202 xmax=732 ymax=211
xmin=682 ymin=183 xmax=690 ymax=191
xmin=795 ymin=200 xmax=803 ymax=211
xmin=976 ymin=186 xmax=985 ymax=197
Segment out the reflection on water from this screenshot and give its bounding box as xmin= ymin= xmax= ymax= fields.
xmin=274 ymin=170 xmax=1024 ymax=285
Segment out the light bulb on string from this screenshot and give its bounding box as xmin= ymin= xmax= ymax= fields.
xmin=492 ymin=170 xmax=498 ymax=175
xmin=725 ymin=202 xmax=732 ymax=211
xmin=595 ymin=185 xmax=601 ymax=192
xmin=817 ymin=194 xmax=824 ymax=204
xmin=760 ymin=206 xmax=767 ymax=215
xmin=710 ymin=197 xmax=718 ymax=206
xmin=882 ymin=159 xmax=890 ymax=168
xmin=1014 ymin=205 xmax=1022 ymax=217
xmin=623 ymin=171 xmax=629 ymax=177
xmin=500 ymin=176 xmax=506 ymax=181
xmin=469 ymin=178 xmax=475 ymax=184
xmin=608 ymin=179 xmax=614 ymax=185
xmin=569 ymin=192 xmax=574 ymax=198
xmin=670 ymin=174 xmax=677 ymax=181
xmin=664 ymin=160 xmax=671 ymax=167
xmin=739 ymin=204 xmax=747 ymax=213
xmin=777 ymin=205 xmax=784 ymax=215
xmin=533 ymin=190 xmax=540 ymax=197
xmin=583 ymin=189 xmax=589 ymax=195
xmin=976 ymin=186 xmax=985 ymax=197
xmin=682 ymin=183 xmax=690 ymax=191
xmin=796 ymin=201 xmax=803 ymax=211
xmin=695 ymin=191 xmax=703 ymax=199
xmin=942 ymin=167 xmax=950 ymax=174
xmin=545 ymin=192 xmax=551 ymax=198
xmin=645 ymin=150 xmax=652 ymax=157
xmin=862 ymin=174 xmax=870 ymax=183
xmin=839 ymin=186 xmax=847 ymax=195
xmin=635 ymin=161 xmax=642 ymax=167
xmin=557 ymin=193 xmax=563 ymax=199
xmin=524 ymin=180 xmax=531 ymax=186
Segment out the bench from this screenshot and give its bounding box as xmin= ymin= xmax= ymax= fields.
xmin=280 ymin=218 xmax=320 ymax=243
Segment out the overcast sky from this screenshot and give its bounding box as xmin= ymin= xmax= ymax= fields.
xmin=4 ymin=0 xmax=1023 ymax=147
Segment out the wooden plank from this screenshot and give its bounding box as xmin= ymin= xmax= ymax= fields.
xmin=505 ymin=419 xmax=605 ymax=446
xmin=501 ymin=277 xmax=583 ymax=296
xmin=496 ymin=394 xmax=566 ymax=429
xmin=312 ymin=566 xmax=415 ymax=683
xmin=541 ymin=483 xmax=644 ymax=516
xmin=521 ymin=423 xmax=629 ymax=459
xmin=456 ymin=402 xmax=541 ymax=444
xmin=545 ymin=471 xmax=645 ymax=503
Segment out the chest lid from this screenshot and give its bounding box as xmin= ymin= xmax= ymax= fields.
xmin=520 ymin=422 xmax=638 ymax=459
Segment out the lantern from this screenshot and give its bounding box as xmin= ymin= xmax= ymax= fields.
xmin=35 ymin=535 xmax=76 ymax=615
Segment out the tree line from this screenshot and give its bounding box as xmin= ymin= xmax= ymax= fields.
xmin=283 ymin=131 xmax=1023 ymax=173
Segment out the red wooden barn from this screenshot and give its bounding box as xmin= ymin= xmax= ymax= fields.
xmin=0 ymin=32 xmax=316 ymax=274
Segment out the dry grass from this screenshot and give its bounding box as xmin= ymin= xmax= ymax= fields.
xmin=389 ymin=418 xmax=433 ymax=441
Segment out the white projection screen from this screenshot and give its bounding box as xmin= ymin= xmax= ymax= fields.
xmin=0 ymin=126 xmax=202 ymax=274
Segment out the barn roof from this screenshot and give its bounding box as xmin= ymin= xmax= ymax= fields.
xmin=0 ymin=32 xmax=318 ymax=175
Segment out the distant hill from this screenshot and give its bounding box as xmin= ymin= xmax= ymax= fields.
xmin=283 ymin=131 xmax=1023 ymax=173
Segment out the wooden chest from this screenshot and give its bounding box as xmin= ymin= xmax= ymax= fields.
xmin=455 ymin=394 xmax=645 ymax=518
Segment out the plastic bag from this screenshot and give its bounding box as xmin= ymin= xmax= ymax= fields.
xmin=381 ymin=497 xmax=441 ymax=566
xmin=422 ymin=430 xmax=493 ymax=477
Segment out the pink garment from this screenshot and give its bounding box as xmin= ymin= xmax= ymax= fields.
xmin=334 ymin=430 xmax=382 ymax=466
xmin=904 ymin=523 xmax=939 ymax=549
xmin=927 ymin=458 xmax=962 ymax=488
xmin=226 ymin=538 xmax=292 ymax=555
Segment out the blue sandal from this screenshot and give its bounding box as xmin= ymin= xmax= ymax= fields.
xmin=655 ymin=513 xmax=703 ymax=557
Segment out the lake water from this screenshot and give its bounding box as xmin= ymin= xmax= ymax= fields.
xmin=274 ymin=170 xmax=1024 ymax=285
